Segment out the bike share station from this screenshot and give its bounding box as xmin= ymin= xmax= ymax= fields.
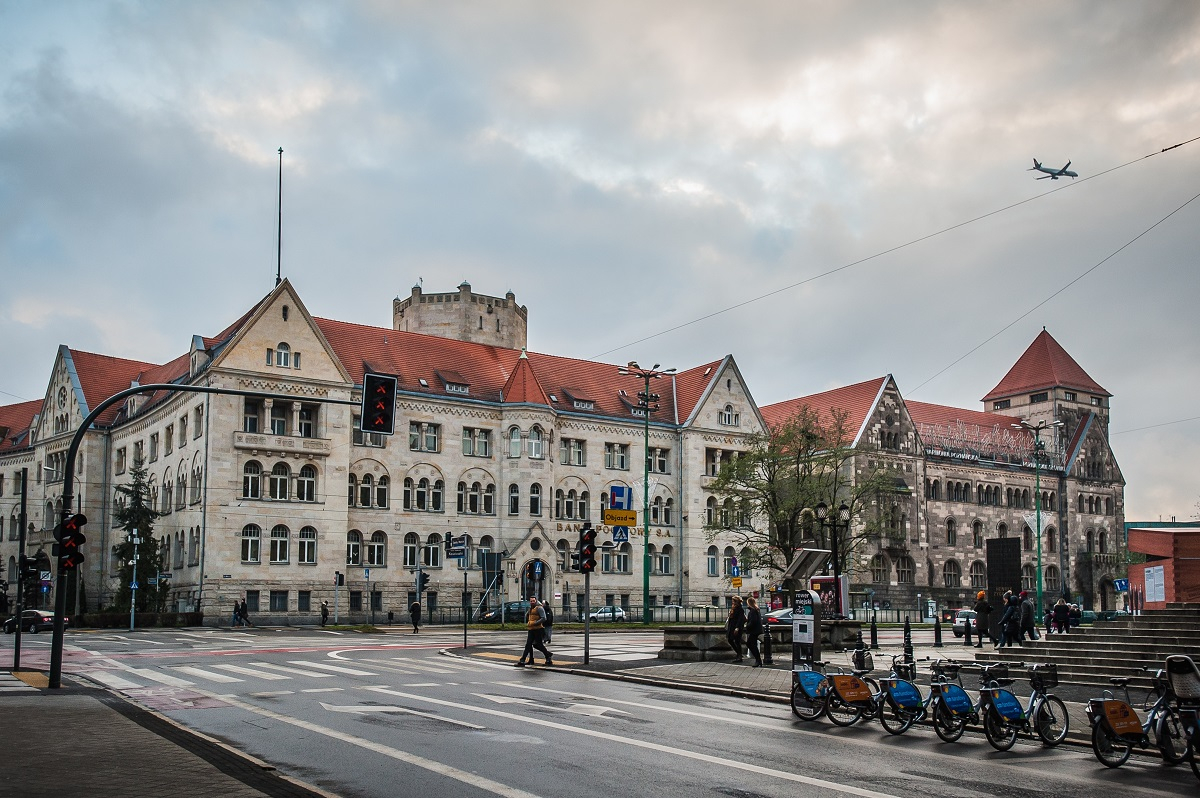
xmin=784 ymin=549 xmax=833 ymax=717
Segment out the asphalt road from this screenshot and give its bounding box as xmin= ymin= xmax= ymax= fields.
xmin=5 ymin=627 xmax=1196 ymax=798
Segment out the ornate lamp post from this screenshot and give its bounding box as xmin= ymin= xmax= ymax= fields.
xmin=618 ymin=361 xmax=674 ymax=624
xmin=815 ymin=502 xmax=850 ymax=619
xmin=1013 ymin=419 xmax=1063 ymax=614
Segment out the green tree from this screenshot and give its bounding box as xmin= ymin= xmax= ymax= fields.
xmin=110 ymin=459 xmax=167 ymax=613
xmin=705 ymin=405 xmax=899 ymax=587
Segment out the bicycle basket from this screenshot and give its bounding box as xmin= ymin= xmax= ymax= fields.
xmin=895 ymin=662 xmax=916 ymax=682
xmin=1029 ymin=663 xmax=1058 ymax=690
xmin=982 ymin=663 xmax=1009 ymax=683
xmin=852 ymin=649 xmax=874 ymax=671
xmin=1167 ymin=655 xmax=1200 ymax=702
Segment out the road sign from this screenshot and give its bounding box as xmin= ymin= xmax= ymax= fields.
xmin=40 ymin=571 xmax=51 ymax=582
xmin=364 ymin=568 xmax=370 ymax=580
xmin=731 ymin=565 xmax=740 ymax=577
xmin=148 ymin=578 xmax=158 ymax=586
xmin=159 ymin=572 xmax=172 ymax=580
xmin=609 ymin=485 xmax=632 ymax=510
xmin=602 ymin=509 xmax=637 ymax=526
xmin=611 ymin=525 xmax=629 ymax=543
xmin=731 ymin=577 xmax=743 ymax=588
xmin=447 ymin=547 xmax=466 ymax=558
xmin=130 ymin=582 xmax=140 ymax=590
xmin=1113 ymin=578 xmax=1129 ymax=592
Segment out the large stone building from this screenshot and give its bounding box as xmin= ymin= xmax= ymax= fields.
xmin=0 ymin=283 xmax=1125 ymax=624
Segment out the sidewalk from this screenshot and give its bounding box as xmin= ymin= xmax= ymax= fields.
xmin=0 ymin=672 xmax=334 ymax=798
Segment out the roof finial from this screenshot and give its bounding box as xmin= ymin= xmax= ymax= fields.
xmin=519 ymin=347 xmax=528 ymax=359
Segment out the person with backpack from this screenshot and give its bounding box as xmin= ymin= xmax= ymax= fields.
xmin=231 ymin=600 xmax=243 ymax=628
xmin=726 ymin=596 xmax=745 ymax=663
xmin=515 ymin=597 xmax=552 ymax=667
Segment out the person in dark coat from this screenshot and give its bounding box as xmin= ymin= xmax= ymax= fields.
xmin=1019 ymin=591 xmax=1037 ymax=642
xmin=1052 ymin=598 xmax=1070 ymax=634
xmin=972 ymin=590 xmax=992 ymax=648
xmin=409 ymin=600 xmax=421 ymax=634
xmin=320 ymin=600 xmax=329 ymax=627
xmin=744 ymin=596 xmax=764 ymax=667
xmin=997 ymin=591 xmax=1020 ymax=648
xmin=726 ymin=596 xmax=746 ymax=663
xmin=515 ymin=597 xmax=552 ymax=667
xmin=239 ymin=599 xmax=252 ymax=627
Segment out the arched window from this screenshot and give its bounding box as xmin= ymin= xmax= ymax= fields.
xmin=403 ymin=477 xmax=414 ymax=509
xmin=565 ymin=489 xmax=577 ymax=519
xmin=664 ymin=498 xmax=674 ymax=526
xmin=932 ymin=480 xmax=940 ymax=500
xmin=469 ymin=482 xmax=482 ymax=514
xmin=1077 ymin=494 xmax=1084 ymax=512
xmin=270 ymin=525 xmax=289 ymax=563
xmin=1105 ymin=497 xmax=1112 ymax=515
xmin=1099 ymin=530 xmax=1108 ymax=554
xmin=483 ymin=484 xmax=495 ymax=515
xmin=1023 ymin=526 xmax=1033 ymax=551
xmin=508 ymin=484 xmax=520 ymax=515
xmin=870 ymin=555 xmax=889 ymax=583
xmin=721 ymin=498 xmax=733 ymax=528
xmin=555 ymin=489 xmax=565 ymax=519
xmin=1021 ymin=564 xmax=1036 ymax=591
xmin=269 ymin=463 xmax=290 ymax=500
xmin=658 ymin=544 xmax=674 ymax=575
xmin=1045 ymin=525 xmax=1056 ymax=553
xmin=241 ymin=524 xmax=261 ymax=563
xmin=242 ymin=461 xmax=262 ymax=499
xmin=528 ymin=427 xmax=544 ymax=459
xmin=376 ymin=476 xmax=389 ymax=508
xmin=457 ymin=482 xmax=467 ymax=513
xmin=424 ymin=534 xmax=443 ymax=568
xmin=359 ymin=474 xmax=373 ymax=508
xmin=346 ymin=530 xmax=362 ymax=565
xmin=896 ymin=556 xmax=915 ymax=584
xmin=722 ymin=546 xmax=736 ymax=576
xmin=615 ymin=542 xmax=631 ymax=572
xmin=1045 ymin=565 xmax=1061 ymax=594
xmin=969 ymin=560 xmax=986 ymax=588
xmin=413 ymin=478 xmax=428 ymax=510
xmin=942 ymin=560 xmax=962 ymax=588
xmin=651 ymin=496 xmax=662 ymax=524
xmin=275 ymin=342 xmax=291 ymax=367
xmin=403 ymin=532 xmax=419 ymax=567
xmin=348 ymin=474 xmax=357 ymax=506
xmin=706 ymin=545 xmax=719 ymax=576
xmin=297 ymin=465 xmax=317 ymax=502
xmin=972 ymin=520 xmax=983 ymax=548
xmin=998 ymin=522 xmax=1008 ymax=538
xmin=298 ymin=526 xmax=317 ymax=564
xmin=367 ymin=531 xmax=387 ymax=566
xmin=579 ymin=491 xmax=589 ymax=520
xmin=431 ymin=479 xmax=444 ymax=511
xmin=508 ymin=427 xmax=522 ymax=458
xmin=529 ymin=483 xmax=542 ymax=516
xmin=946 ymin=518 xmax=957 ymax=546
xmin=706 ymin=496 xmax=717 ymax=525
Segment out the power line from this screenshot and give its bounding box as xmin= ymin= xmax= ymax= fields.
xmin=1111 ymin=416 xmax=1200 ymax=436
xmin=591 ymin=134 xmax=1199 ymax=360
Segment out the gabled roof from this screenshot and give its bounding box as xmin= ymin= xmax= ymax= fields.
xmin=760 ymin=376 xmax=889 ymax=440
xmin=67 ymin=349 xmax=167 ymax=425
xmin=502 ymin=352 xmax=550 ymax=406
xmin=983 ymin=329 xmax=1109 ymax=402
xmin=0 ymin=399 xmax=42 ymax=454
xmin=675 ymin=358 xmax=729 ymax=426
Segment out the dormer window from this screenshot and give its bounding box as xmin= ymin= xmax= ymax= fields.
xmin=436 ymin=370 xmax=470 ymax=395
xmin=446 ymin=383 xmax=469 ymax=395
xmin=562 ymin=388 xmax=595 ymax=411
xmin=574 ymin=400 xmax=593 ymax=410
xmin=719 ymin=404 xmax=739 ymax=426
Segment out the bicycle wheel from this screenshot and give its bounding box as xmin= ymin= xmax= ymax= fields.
xmin=933 ymin=700 xmax=966 ymax=743
xmin=879 ymin=702 xmax=918 ymax=735
xmin=1091 ymin=721 xmax=1132 ymax=768
xmin=791 ymin=683 xmax=826 ymax=721
xmin=984 ymin=708 xmax=1018 ymax=751
xmin=1155 ymin=708 xmax=1188 ymax=765
xmin=1035 ymin=694 xmax=1070 ymax=746
xmin=826 ymin=694 xmax=864 ymax=727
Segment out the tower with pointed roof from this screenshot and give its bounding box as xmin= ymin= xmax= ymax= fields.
xmin=393 ymin=282 xmax=528 ymax=350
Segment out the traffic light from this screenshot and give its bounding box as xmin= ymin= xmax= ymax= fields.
xmin=53 ymin=513 xmax=88 ymax=570
xmin=569 ymin=549 xmax=581 ymax=572
xmin=417 ymin=570 xmax=430 ymax=592
xmin=19 ymin=555 xmax=39 ymax=582
xmin=334 ymin=571 xmax=345 ymax=587
xmin=360 ymin=372 xmax=398 ymax=436
xmin=579 ymin=523 xmax=597 ymax=574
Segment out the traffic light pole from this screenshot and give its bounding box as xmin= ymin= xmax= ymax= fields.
xmin=583 ymin=570 xmax=591 ymax=665
xmin=129 ymin=531 xmax=140 ymax=632
xmin=12 ymin=467 xmax=27 ymax=670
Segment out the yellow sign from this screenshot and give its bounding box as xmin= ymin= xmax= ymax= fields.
xmin=602 ymin=509 xmax=637 ymax=526
xmin=731 ymin=577 xmax=743 ymax=588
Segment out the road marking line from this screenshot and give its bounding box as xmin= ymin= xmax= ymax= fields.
xmin=126 ymin=668 xmax=194 ymax=687
xmin=249 ymin=691 xmax=294 ymax=697
xmin=288 ymin=661 xmax=376 ymax=676
xmin=193 ymin=691 xmax=543 ymax=798
xmin=403 ymin=683 xmax=439 ymax=687
xmin=362 ymin=687 xmax=901 ymax=798
xmin=319 ymin=702 xmax=485 ymax=729
xmin=301 ymin=688 xmax=344 ymax=693
xmin=172 ymin=666 xmax=243 ymax=684
xmin=389 ymin=661 xmax=458 ymax=674
xmin=248 ymin=662 xmax=335 ymax=678
xmin=211 ymin=664 xmax=291 ymax=680
xmin=87 ymin=671 xmax=144 ymax=689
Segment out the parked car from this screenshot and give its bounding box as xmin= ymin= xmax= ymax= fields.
xmin=477 ymin=601 xmax=530 ymax=623
xmin=3 ymin=609 xmax=67 ymax=634
xmin=951 ymin=609 xmax=977 ymax=637
xmin=588 ymin=606 xmax=627 ymax=622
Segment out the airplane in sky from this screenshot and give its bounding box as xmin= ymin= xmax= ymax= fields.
xmin=1029 ymin=158 xmax=1078 ymax=180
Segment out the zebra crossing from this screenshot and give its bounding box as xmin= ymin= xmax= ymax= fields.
xmin=0 ymin=672 xmax=39 ymax=692
xmin=83 ymin=655 xmax=495 ymax=692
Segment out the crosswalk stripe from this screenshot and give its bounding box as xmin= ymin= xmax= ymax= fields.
xmin=173 ymin=666 xmax=243 ymax=683
xmin=212 ymin=664 xmax=291 ymax=680
xmin=249 ymin=662 xmax=336 ymax=678
xmin=87 ymin=671 xmax=144 ymax=690
xmin=288 ymin=661 xmax=376 ymax=676
xmin=423 ymin=660 xmax=485 ymax=672
xmin=126 ymin=668 xmax=194 ymax=687
xmin=386 ymin=660 xmax=457 ymax=673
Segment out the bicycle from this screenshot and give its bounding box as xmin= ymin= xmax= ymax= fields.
xmin=930 ymin=658 xmax=983 ymax=743
xmin=790 ymin=663 xmax=829 ymax=721
xmin=823 ymin=660 xmax=880 ymax=727
xmin=1085 ymin=666 xmax=1187 ymax=767
xmin=875 ymin=654 xmax=927 ymax=735
xmin=978 ymin=662 xmax=1070 ymax=751
xmin=1165 ymin=654 xmax=1200 ymax=782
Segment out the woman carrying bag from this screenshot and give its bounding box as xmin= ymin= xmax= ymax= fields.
xmin=726 ymin=596 xmax=745 ymax=663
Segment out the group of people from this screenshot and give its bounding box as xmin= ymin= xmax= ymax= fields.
xmin=230 ymin=598 xmax=253 ymax=627
xmin=723 ymin=595 xmax=765 ymax=667
xmin=515 ymin=596 xmax=554 ymax=667
xmin=972 ymin=589 xmax=1083 ymax=648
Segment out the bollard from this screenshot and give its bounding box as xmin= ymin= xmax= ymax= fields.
xmin=870 ymin=611 xmax=879 ymax=650
xmin=964 ymin=614 xmax=972 ymax=646
xmin=763 ymin=624 xmax=774 ymax=666
xmin=903 ymin=616 xmax=914 ymax=665
xmin=933 ymin=614 xmax=944 ymax=648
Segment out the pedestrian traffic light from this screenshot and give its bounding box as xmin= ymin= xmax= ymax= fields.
xmin=417 ymin=570 xmax=430 ymax=592
xmin=53 ymin=513 xmax=88 ymax=570
xmin=334 ymin=570 xmax=345 ymax=587
xmin=360 ymin=372 xmax=398 ymax=436
xmin=579 ymin=523 xmax=597 ymax=574
xmin=20 ymin=555 xmax=39 ymax=582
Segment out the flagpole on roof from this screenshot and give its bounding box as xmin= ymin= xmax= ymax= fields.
xmin=276 ymin=147 xmax=283 ymax=287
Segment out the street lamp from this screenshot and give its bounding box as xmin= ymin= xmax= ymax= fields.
xmin=1012 ymin=419 xmax=1063 ymax=614
xmin=618 ymin=361 xmax=675 ymax=624
xmin=815 ymin=502 xmax=850 ymax=619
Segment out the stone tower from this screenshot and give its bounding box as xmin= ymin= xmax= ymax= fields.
xmin=392 ymin=282 xmax=528 ymax=350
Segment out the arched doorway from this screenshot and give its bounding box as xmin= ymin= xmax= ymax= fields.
xmin=1098 ymin=577 xmax=1113 ymax=612
xmin=520 ymin=558 xmax=550 ymax=601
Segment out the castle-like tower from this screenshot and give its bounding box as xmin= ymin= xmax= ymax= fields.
xmin=392 ymin=282 xmax=528 ymax=349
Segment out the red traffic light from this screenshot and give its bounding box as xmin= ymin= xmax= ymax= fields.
xmin=54 ymin=513 xmax=88 ymax=566
xmin=360 ymin=373 xmax=398 ymax=435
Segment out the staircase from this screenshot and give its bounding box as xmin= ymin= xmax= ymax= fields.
xmin=975 ymin=603 xmax=1200 ymax=689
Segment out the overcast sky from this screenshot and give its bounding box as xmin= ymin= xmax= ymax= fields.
xmin=2 ymin=1 xmax=1198 ymax=521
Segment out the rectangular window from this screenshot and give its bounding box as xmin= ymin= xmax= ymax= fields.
xmin=992 ymin=400 xmax=1011 ymax=410
xmin=1063 ymin=391 xmax=1076 ymax=402
xmin=193 ymin=405 xmax=204 ymax=438
xmin=298 ymin=407 xmax=315 ymax=438
xmin=149 ymin=433 xmax=159 ymax=462
xmin=115 ymin=447 xmax=127 ymax=475
xmin=298 ymin=591 xmax=311 ymax=612
xmin=1091 ymin=396 xmax=1103 ymax=407
xmin=604 ymin=442 xmax=629 ymax=470
xmin=650 ymin=448 xmax=670 ymax=474
xmin=349 ymin=591 xmax=363 ymax=611
xmin=410 ymin=422 xmax=440 ymax=452
xmin=560 ymin=438 xmax=585 ymax=466
xmin=353 ymin=416 xmax=384 ymax=447
xmin=269 ymin=590 xmax=288 ymax=612
xmin=164 ymin=426 xmax=173 ymax=455
xmin=243 ymin=400 xmax=260 ymax=434
xmin=246 ymin=590 xmax=260 ymax=612
xmin=180 ymin=415 xmax=188 ymax=445
xmin=371 ymin=591 xmax=383 ymax=611
xmin=1029 ymin=392 xmax=1048 ymax=404
xmin=462 ymin=428 xmax=491 ymax=457
xmin=270 ymin=404 xmax=287 ymax=435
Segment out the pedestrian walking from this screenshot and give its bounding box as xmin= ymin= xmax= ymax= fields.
xmin=542 ymin=602 xmax=555 ymax=645
xmin=410 ymin=599 xmax=421 ymax=634
xmin=997 ymin=591 xmax=1020 ymax=648
xmin=1052 ymin=598 xmax=1070 ymax=634
xmin=320 ymin=600 xmax=329 ymax=627
xmin=231 ymin=601 xmax=243 ymax=628
xmin=744 ymin=596 xmax=763 ymax=667
xmin=726 ymin=596 xmax=745 ymax=663
xmin=515 ymin=597 xmax=552 ymax=667
xmin=972 ymin=590 xmax=992 ymax=648
xmin=1019 ymin=591 xmax=1037 ymax=642
xmin=239 ymin=598 xmax=252 ymax=627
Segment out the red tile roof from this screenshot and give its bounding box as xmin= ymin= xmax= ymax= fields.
xmin=0 ymin=399 xmax=42 ymax=453
xmin=502 ymin=353 xmax=550 ymax=406
xmin=982 ymin=329 xmax=1108 ymax=402
xmin=673 ymin=359 xmax=727 ymax=425
xmin=68 ymin=350 xmax=164 ymax=424
xmin=760 ymin=377 xmax=887 ymax=440
xmin=907 ymin=400 xmax=1034 ymax=446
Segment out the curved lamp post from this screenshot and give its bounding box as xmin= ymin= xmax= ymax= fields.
xmin=815 ymin=501 xmax=850 ymax=619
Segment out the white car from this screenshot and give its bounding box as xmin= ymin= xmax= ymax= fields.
xmin=588 ymin=606 xmax=627 ymax=622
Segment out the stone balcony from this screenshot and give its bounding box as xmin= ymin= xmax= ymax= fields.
xmin=233 ymin=431 xmax=332 ymax=458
